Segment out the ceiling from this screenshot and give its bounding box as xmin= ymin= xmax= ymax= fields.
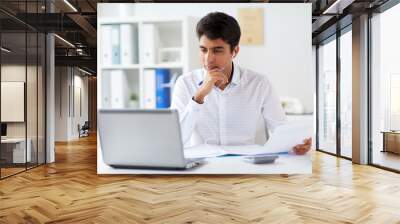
xmin=0 ymin=0 xmax=393 ymax=75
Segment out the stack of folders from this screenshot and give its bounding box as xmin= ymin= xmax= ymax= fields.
xmin=101 ymin=24 xmax=139 ymax=66
xmin=143 ymin=69 xmax=171 ymax=109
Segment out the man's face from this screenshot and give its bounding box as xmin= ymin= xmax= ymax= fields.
xmin=199 ymin=35 xmax=238 ymax=73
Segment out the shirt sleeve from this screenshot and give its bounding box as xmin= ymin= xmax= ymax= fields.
xmin=261 ymin=76 xmax=287 ymax=135
xmin=170 ymin=76 xmax=203 ymax=146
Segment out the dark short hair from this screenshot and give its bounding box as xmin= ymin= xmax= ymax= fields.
xmin=196 ymin=12 xmax=241 ymax=51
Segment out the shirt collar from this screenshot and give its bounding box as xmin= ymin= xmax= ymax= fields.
xmin=230 ymin=62 xmax=240 ymax=86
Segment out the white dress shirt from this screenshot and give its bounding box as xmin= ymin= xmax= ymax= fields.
xmin=171 ymin=62 xmax=287 ymax=147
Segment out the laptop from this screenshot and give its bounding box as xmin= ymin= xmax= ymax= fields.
xmin=98 ymin=109 xmax=204 ymax=170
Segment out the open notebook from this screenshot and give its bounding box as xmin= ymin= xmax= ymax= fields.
xmin=184 ymin=120 xmax=313 ymax=159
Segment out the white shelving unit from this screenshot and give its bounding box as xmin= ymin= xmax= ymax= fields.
xmin=97 ymin=16 xmax=200 ymax=110
xmin=102 ymin=65 xmax=141 ymax=70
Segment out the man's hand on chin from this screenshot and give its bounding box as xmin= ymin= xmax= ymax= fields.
xmin=292 ymin=137 xmax=312 ymax=155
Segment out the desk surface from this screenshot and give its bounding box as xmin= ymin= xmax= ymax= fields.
xmin=381 ymin=131 xmax=400 ymax=134
xmin=97 ymin=145 xmax=312 ymax=175
xmin=1 ymin=138 xmax=27 ymax=143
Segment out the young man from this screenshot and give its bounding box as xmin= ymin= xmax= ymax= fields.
xmin=171 ymin=12 xmax=311 ymax=155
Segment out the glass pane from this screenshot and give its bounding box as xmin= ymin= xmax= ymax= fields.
xmin=1 ymin=31 xmax=27 ymax=177
xmin=371 ymin=4 xmax=400 ymax=171
xmin=318 ymin=37 xmax=337 ymax=154
xmin=0 ymin=1 xmax=46 ymax=178
xmin=27 ymin=31 xmax=38 ymax=169
xmin=38 ymin=32 xmax=45 ymax=165
xmin=340 ymin=30 xmax=352 ymax=158
xmin=26 ymin=0 xmax=40 ymax=169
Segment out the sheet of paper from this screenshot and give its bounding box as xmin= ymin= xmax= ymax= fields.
xmin=184 ymin=120 xmax=313 ymax=158
xmin=184 ymin=144 xmax=225 ymax=159
xmin=263 ymin=120 xmax=313 ymax=153
xmin=220 ymin=145 xmax=270 ymax=155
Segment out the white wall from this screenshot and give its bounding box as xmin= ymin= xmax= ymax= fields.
xmin=1 ymin=65 xmax=27 ymax=141
xmin=98 ymin=3 xmax=314 ymax=113
xmin=55 ymin=67 xmax=68 ymax=141
xmin=1 ymin=64 xmax=46 ymax=163
xmin=1 ymin=65 xmax=40 ymax=137
xmin=55 ymin=67 xmax=89 ymax=141
xmin=72 ymin=74 xmax=89 ymax=137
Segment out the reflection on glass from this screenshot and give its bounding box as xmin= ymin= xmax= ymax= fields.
xmin=340 ymin=30 xmax=352 ymax=158
xmin=318 ymin=38 xmax=337 ymax=154
xmin=38 ymin=32 xmax=46 ymax=165
xmin=1 ymin=32 xmax=27 ymax=177
xmin=371 ymin=3 xmax=400 ymax=171
xmin=0 ymin=1 xmax=47 ymax=179
xmin=27 ymin=31 xmax=38 ymax=169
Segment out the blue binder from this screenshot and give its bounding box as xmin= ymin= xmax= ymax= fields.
xmin=156 ymin=69 xmax=171 ymax=108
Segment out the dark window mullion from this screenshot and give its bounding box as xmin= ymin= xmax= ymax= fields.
xmin=25 ymin=0 xmax=28 ymax=171
xmin=0 ymin=23 xmax=2 ymax=179
xmin=43 ymin=0 xmax=48 ymax=165
xmin=336 ymin=30 xmax=341 ymax=157
xmin=36 ymin=0 xmax=39 ymax=167
xmin=367 ymin=11 xmax=373 ymax=165
xmin=316 ymin=45 xmax=320 ymax=150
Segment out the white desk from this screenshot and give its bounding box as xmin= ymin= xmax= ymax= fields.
xmin=1 ymin=138 xmax=31 ymax=163
xmin=97 ymin=145 xmax=312 ymax=175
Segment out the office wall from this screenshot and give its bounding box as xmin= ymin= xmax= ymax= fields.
xmin=1 ymin=63 xmax=45 ymax=168
xmin=73 ymin=73 xmax=89 ymax=137
xmin=55 ymin=67 xmax=89 ymax=141
xmin=1 ymin=65 xmax=42 ymax=138
xmin=55 ymin=67 xmax=69 ymax=141
xmin=99 ymin=3 xmax=314 ymax=113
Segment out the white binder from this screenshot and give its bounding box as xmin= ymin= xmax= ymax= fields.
xmin=143 ymin=69 xmax=156 ymax=109
xmin=100 ymin=25 xmax=112 ymax=66
xmin=141 ymin=24 xmax=159 ymax=64
xmin=110 ymin=70 xmax=127 ymax=108
xmin=101 ymin=72 xmax=111 ymax=108
xmin=111 ymin=25 xmax=121 ymax=65
xmin=120 ymin=24 xmax=139 ymax=65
